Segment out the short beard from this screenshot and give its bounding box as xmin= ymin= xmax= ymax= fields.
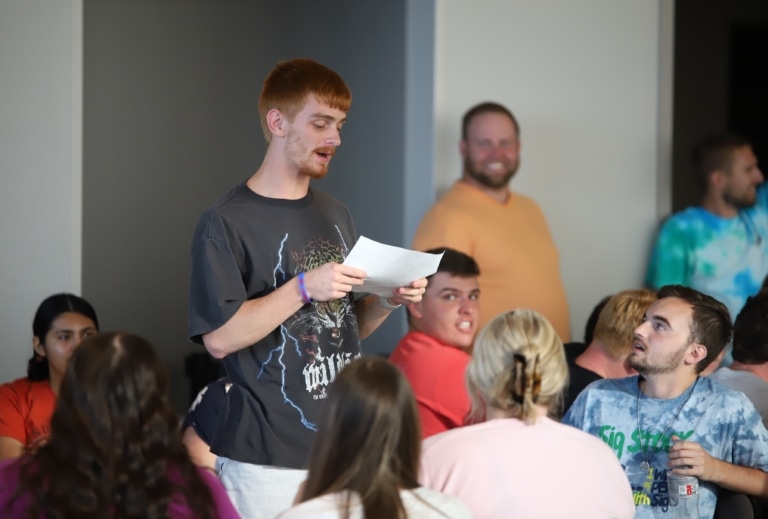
xmin=723 ymin=189 xmax=756 ymax=210
xmin=629 ymin=343 xmax=687 ymax=376
xmin=464 ymin=158 xmax=517 ymax=189
xmin=300 ymin=165 xmax=328 ymax=180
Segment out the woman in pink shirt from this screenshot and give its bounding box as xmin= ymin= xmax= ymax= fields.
xmin=420 ymin=309 xmax=635 ymax=519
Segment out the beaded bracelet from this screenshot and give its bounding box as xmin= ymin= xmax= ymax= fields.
xmin=297 ymin=272 xmax=313 ymax=304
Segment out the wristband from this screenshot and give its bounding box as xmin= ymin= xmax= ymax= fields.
xmin=377 ymin=295 xmax=402 ymax=311
xmin=297 ymin=272 xmax=313 ymax=304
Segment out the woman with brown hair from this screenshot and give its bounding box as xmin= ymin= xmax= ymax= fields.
xmin=420 ymin=309 xmax=634 ymax=519
xmin=0 ymin=332 xmax=240 ymax=519
xmin=279 ymin=356 xmax=470 ymax=519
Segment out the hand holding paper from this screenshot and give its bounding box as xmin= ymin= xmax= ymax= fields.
xmin=342 ymin=236 xmax=443 ymax=297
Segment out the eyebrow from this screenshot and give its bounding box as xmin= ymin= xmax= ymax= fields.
xmin=650 ymin=315 xmax=671 ymax=328
xmin=437 ymin=288 xmax=479 ymax=295
xmin=52 ymin=325 xmax=97 ymax=333
xmin=310 ymin=113 xmax=346 ymax=124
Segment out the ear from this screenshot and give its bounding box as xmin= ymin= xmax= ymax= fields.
xmin=687 ymin=342 xmax=708 ymax=366
xmin=459 ymin=139 xmax=468 ymax=160
xmin=407 ymin=301 xmax=424 ymax=321
xmin=33 ymin=336 xmax=46 ymax=358
xmin=266 ymin=108 xmax=286 ymax=139
xmin=709 ymin=169 xmax=727 ymax=190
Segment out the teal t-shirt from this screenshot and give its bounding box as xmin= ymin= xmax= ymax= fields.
xmin=645 ymin=183 xmax=768 ymax=323
xmin=563 ymin=376 xmax=768 ymax=519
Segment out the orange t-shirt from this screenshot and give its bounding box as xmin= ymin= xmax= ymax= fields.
xmin=0 ymin=378 xmax=56 ymax=451
xmin=413 ymin=182 xmax=571 ymax=341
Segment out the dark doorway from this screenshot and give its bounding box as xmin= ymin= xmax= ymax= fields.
xmin=672 ymin=0 xmax=768 ymax=212
xmin=729 ymin=23 xmax=768 ymax=167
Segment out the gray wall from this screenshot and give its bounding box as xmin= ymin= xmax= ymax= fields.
xmin=0 ymin=1 xmax=82 ymax=383
xmin=434 ymin=0 xmax=670 ymax=340
xmin=82 ymin=0 xmax=433 ymax=410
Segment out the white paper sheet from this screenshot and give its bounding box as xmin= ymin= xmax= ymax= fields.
xmin=342 ymin=236 xmax=443 ymax=297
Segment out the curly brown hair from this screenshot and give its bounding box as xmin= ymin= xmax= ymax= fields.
xmin=8 ymin=332 xmax=221 ymax=519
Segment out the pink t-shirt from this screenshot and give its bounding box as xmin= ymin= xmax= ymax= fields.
xmin=389 ymin=331 xmax=471 ymax=438
xmin=420 ymin=416 xmax=635 ymax=519
xmin=0 ymin=457 xmax=241 ymax=518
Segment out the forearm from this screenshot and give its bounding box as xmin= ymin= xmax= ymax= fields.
xmin=355 ymin=295 xmax=395 ymax=340
xmin=705 ymin=459 xmax=768 ymax=497
xmin=202 ymin=278 xmax=305 ymax=358
xmin=0 ymin=436 xmax=24 ymax=461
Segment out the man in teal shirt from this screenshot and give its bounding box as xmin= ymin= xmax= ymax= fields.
xmin=646 ymin=134 xmax=766 ymax=328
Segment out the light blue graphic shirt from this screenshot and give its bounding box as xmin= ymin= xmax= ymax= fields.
xmin=563 ymin=376 xmax=768 ymax=519
xmin=645 ymin=183 xmax=768 ymax=323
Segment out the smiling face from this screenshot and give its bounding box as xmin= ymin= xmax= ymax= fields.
xmin=282 ymin=95 xmax=346 ymax=179
xmin=408 ymin=273 xmax=480 ymax=349
xmin=629 ymin=297 xmax=697 ymax=376
xmin=461 ymin=111 xmax=520 ymax=190
xmin=33 ymin=312 xmax=98 ymax=390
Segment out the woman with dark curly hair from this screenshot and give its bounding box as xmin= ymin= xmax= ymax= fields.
xmin=0 ymin=293 xmax=99 ymax=460
xmin=0 ymin=332 xmax=240 ymax=519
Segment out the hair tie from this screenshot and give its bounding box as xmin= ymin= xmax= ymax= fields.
xmin=511 ymin=353 xmax=526 ymax=404
xmin=510 ymin=353 xmax=542 ymax=404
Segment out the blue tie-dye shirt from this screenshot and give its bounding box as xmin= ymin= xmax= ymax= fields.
xmin=645 ymin=183 xmax=768 ymax=323
xmin=563 ymin=376 xmax=768 ymax=519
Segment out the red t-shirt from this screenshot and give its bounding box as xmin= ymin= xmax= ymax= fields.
xmin=389 ymin=331 xmax=471 ymax=438
xmin=0 ymin=378 xmax=55 ymax=451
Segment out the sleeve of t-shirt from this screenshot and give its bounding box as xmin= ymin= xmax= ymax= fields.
xmin=182 ymin=379 xmax=228 ymax=446
xmin=561 ymin=390 xmax=587 ymax=431
xmin=645 ymin=216 xmax=690 ymax=289
xmin=0 ymin=383 xmax=25 ymax=443
xmin=188 ymin=216 xmax=249 ymax=344
xmin=727 ymin=394 xmax=768 ymax=471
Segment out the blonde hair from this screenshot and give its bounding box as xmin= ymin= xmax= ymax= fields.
xmin=592 ymin=289 xmax=656 ymax=359
xmin=467 ymin=309 xmax=567 ymax=424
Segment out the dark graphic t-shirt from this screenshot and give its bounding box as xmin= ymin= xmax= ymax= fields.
xmin=189 ymin=184 xmax=361 ymax=468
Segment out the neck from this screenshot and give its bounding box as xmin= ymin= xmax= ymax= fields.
xmin=247 ymin=151 xmax=310 ymax=200
xmin=486 ymin=404 xmax=549 ymax=420
xmin=460 ymin=176 xmax=510 ymax=204
xmin=575 ymin=341 xmax=633 ymax=379
xmin=701 ymin=191 xmax=738 ymax=218
xmin=639 ymin=372 xmax=698 ymax=399
xmin=48 ymin=373 xmax=62 ymax=395
xmin=729 ymin=361 xmax=768 ymax=383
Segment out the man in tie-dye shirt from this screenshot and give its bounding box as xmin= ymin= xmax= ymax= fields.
xmin=564 ymin=285 xmax=768 ymax=519
xmin=646 ymin=134 xmax=767 ymax=328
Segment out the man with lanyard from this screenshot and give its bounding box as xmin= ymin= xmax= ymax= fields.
xmin=564 ymin=285 xmax=768 ymax=518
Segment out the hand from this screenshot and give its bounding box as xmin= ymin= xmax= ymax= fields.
xmin=302 ymin=263 xmax=366 ymax=302
xmin=667 ymin=435 xmax=718 ymax=481
xmin=388 ymin=278 xmax=428 ymax=305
